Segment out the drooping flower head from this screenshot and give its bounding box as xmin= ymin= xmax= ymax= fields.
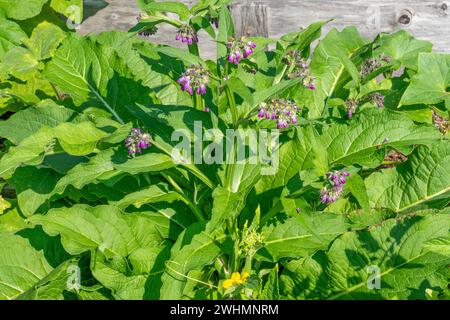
xmin=226 ymin=37 xmax=257 ymax=65
xmin=175 ymin=24 xmax=198 ymax=45
xmin=125 ymin=128 xmax=152 ymax=157
xmin=258 ymin=98 xmax=300 ymax=129
xmin=360 ymin=54 xmax=391 ymax=78
xmin=432 ymin=111 xmax=450 ymax=135
xmin=320 ymin=170 xmax=350 ymax=204
xmin=371 ymin=92 xmax=384 ymax=109
xmin=177 ymin=64 xmax=210 ymax=95
xmin=345 ymin=98 xmax=359 ymax=118
xmin=283 ymin=50 xmax=316 ymax=90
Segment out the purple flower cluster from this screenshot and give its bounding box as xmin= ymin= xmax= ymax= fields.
xmin=177 ymin=65 xmax=209 ymax=95
xmin=175 ymin=24 xmax=198 ymax=45
xmin=320 ymin=170 xmax=350 ymax=204
xmin=371 ymin=92 xmax=384 ymax=109
xmin=226 ymin=37 xmax=257 ymax=65
xmin=360 ymin=55 xmax=391 ymax=78
xmin=125 ymin=128 xmax=152 ymax=157
xmin=258 ymin=98 xmax=300 ymax=129
xmin=283 ymin=50 xmax=316 ymax=90
xmin=346 ymin=98 xmax=359 ymax=118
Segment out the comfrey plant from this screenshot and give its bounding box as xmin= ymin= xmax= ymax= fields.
xmin=0 ymin=0 xmax=448 ymax=302
xmin=320 ymin=170 xmax=350 ymax=204
xmin=177 ymin=65 xmax=210 ymax=95
xmin=226 ymin=37 xmax=257 ymax=64
xmin=258 ymin=98 xmax=300 ymax=128
xmin=125 ymin=128 xmax=152 ymax=156
xmin=175 ymin=24 xmax=199 ymax=45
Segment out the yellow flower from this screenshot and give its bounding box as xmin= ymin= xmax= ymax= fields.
xmin=223 ymin=272 xmax=249 ymax=289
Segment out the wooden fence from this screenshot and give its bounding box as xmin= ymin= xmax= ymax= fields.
xmin=81 ymin=0 xmax=450 ymax=58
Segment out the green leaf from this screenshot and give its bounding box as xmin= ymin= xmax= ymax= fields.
xmin=53 ymin=122 xmax=108 ymax=156
xmin=400 ymin=53 xmax=450 ymax=107
xmin=374 ymin=30 xmax=432 ymax=71
xmin=141 ymin=1 xmax=190 ymax=21
xmin=311 ymin=27 xmax=366 ymax=97
xmin=0 ymin=46 xmax=40 ymax=81
xmin=322 ymin=109 xmax=441 ymax=167
xmin=259 ymin=213 xmax=347 ymax=261
xmin=261 ymin=264 xmax=280 ymax=299
xmin=0 ymin=232 xmax=62 ymax=300
xmin=50 ymin=0 xmax=83 ymax=23
xmin=326 ymin=214 xmax=450 ymax=299
xmin=346 ymin=173 xmax=370 ymax=211
xmin=25 ymin=21 xmax=66 ymax=60
xmin=0 ymin=16 xmax=27 ymax=58
xmin=160 ymin=222 xmax=226 ymax=299
xmin=113 ymin=152 xmax=175 ymax=175
xmin=113 ymin=184 xmax=183 ymax=210
xmin=217 ymin=5 xmax=234 ymax=59
xmin=0 ymin=100 xmax=75 ymax=145
xmin=365 ymin=142 xmax=450 ymax=213
xmin=0 ymin=0 xmax=48 ymax=20
xmin=29 ymin=204 xmax=166 ymax=257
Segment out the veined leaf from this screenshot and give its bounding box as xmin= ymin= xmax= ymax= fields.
xmin=29 ymin=204 xmax=166 ymax=257
xmin=373 ymin=30 xmax=432 ymax=71
xmin=365 ymin=142 xmax=450 ymax=212
xmin=400 ymin=53 xmax=450 ymax=107
xmin=0 ymin=0 xmax=47 ymax=20
xmin=160 ymin=222 xmax=227 ymax=299
xmin=259 ymin=213 xmax=347 ymax=261
xmin=311 ymin=27 xmax=366 ymax=97
xmin=322 ymin=109 xmax=441 ymax=167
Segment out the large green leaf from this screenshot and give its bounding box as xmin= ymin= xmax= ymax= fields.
xmin=160 ymin=222 xmax=227 ymax=299
xmin=0 ymin=16 xmax=27 ymax=58
xmin=311 ymin=27 xmax=366 ymax=97
xmin=43 ymin=35 xmax=153 ymax=121
xmin=365 ymin=142 xmax=450 ymax=212
xmin=0 ymin=100 xmax=75 ymax=145
xmin=322 ymin=109 xmax=441 ymax=167
xmin=29 ymin=204 xmax=166 ymax=257
xmin=258 ymin=213 xmax=347 ymax=261
xmin=0 ymin=0 xmax=48 ymax=20
xmin=373 ymin=30 xmax=432 ymax=71
xmin=326 ymin=214 xmax=450 ymax=299
xmin=281 ymin=213 xmax=450 ymax=299
xmin=25 ymin=21 xmax=66 ymax=60
xmin=0 ymin=232 xmax=72 ymax=300
xmin=400 ymin=53 xmax=450 ymax=107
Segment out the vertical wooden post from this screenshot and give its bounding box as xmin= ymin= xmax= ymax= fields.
xmin=230 ymin=2 xmax=269 ymax=38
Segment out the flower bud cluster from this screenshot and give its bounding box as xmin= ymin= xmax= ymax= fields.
xmin=257 ymin=98 xmax=300 ymax=129
xmin=175 ymin=24 xmax=198 ymax=45
xmin=226 ymin=37 xmax=257 ymax=65
xmin=320 ymin=170 xmax=350 ymax=204
xmin=125 ymin=128 xmax=152 ymax=157
xmin=177 ymin=65 xmax=209 ymax=95
xmin=283 ymin=50 xmax=316 ymax=90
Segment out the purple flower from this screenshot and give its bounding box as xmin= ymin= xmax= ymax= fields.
xmin=176 ymin=24 xmax=198 ymax=46
xmin=320 ymin=170 xmax=350 ymax=204
xmin=226 ymin=37 xmax=257 ymax=65
xmin=125 ymin=128 xmax=152 ymax=157
xmin=283 ymin=50 xmax=316 ymax=90
xmin=371 ymin=92 xmax=384 ymax=109
xmin=177 ymin=65 xmax=209 ymax=96
xmin=257 ymin=99 xmax=300 ymax=129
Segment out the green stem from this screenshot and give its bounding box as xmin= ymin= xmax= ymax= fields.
xmin=225 ymin=85 xmax=238 ymax=126
xmin=162 ymin=172 xmax=205 ymax=221
xmin=151 ymin=140 xmax=215 ymax=190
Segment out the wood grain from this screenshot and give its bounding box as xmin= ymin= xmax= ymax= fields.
xmin=80 ymin=0 xmax=450 ymax=58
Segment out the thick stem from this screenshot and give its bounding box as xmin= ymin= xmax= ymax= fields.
xmin=225 ymin=85 xmax=238 ymax=126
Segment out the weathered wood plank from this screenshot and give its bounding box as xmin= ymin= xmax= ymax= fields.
xmin=80 ymin=0 xmax=450 ymax=58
